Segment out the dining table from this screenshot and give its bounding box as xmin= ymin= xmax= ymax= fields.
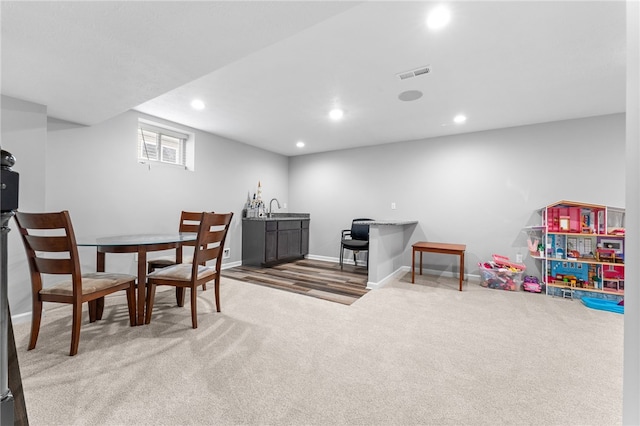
xmin=77 ymin=233 xmax=197 ymax=325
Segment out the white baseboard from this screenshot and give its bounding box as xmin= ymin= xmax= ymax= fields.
xmin=221 ymin=260 xmax=242 ymax=270
xmin=11 ymin=310 xmax=32 ymax=325
xmin=306 ymin=254 xmax=337 ymax=263
xmin=367 ymin=266 xmax=410 ymax=289
xmin=416 ymin=267 xmax=482 ymax=284
xmin=305 ymin=254 xmax=363 ymax=267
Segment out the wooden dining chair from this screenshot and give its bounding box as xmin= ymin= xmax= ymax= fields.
xmin=147 ymin=211 xmax=205 ymax=272
xmin=147 ymin=211 xmax=210 ymax=292
xmin=145 ymin=212 xmax=233 ymax=328
xmin=14 ymin=210 xmax=136 ymax=356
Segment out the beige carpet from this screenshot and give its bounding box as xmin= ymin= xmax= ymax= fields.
xmin=12 ymin=270 xmax=623 ymax=425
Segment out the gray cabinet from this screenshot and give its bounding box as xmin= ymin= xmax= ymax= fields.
xmin=301 ymin=220 xmax=309 ymax=255
xmin=242 ymin=218 xmax=310 ymax=266
xmin=264 ymin=221 xmax=278 ymax=263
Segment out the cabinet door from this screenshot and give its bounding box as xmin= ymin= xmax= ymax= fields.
xmin=301 ymin=220 xmax=309 ymax=255
xmin=276 ymin=220 xmax=302 ymax=259
xmin=288 ymin=229 xmax=302 ymax=256
xmin=265 ymin=231 xmax=277 ymax=262
xmin=277 ymin=229 xmax=301 ymax=259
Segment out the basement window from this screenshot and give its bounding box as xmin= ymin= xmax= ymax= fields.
xmin=137 ymin=120 xmax=194 ymax=169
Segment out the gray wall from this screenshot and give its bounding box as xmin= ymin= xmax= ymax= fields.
xmin=1 ymin=95 xmax=626 ymax=314
xmin=2 ymin=99 xmax=289 ymax=317
xmin=623 ymin=2 xmax=640 ymax=422
xmin=1 ymin=96 xmax=48 ymax=316
xmin=289 ymin=113 xmax=626 ymax=276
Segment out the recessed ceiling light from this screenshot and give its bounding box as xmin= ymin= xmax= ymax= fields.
xmin=453 ymin=114 xmax=467 ymax=124
xmin=191 ymin=99 xmax=205 ymax=110
xmin=427 ymin=6 xmax=451 ymax=30
xmin=296 ymin=141 xmax=305 ymax=148
xmin=329 ymin=108 xmax=344 ymax=121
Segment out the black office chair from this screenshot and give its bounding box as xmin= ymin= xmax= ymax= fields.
xmin=340 ymin=218 xmax=372 ymax=269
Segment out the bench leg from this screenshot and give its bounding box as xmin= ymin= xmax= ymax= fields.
xmin=459 ymin=252 xmax=464 ymax=291
xmin=411 ymin=248 xmax=415 ymax=283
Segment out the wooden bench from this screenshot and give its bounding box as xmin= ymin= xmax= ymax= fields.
xmin=411 ymin=242 xmax=466 ymax=291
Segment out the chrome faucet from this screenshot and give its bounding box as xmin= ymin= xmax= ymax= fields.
xmin=268 ymin=198 xmax=281 ymax=218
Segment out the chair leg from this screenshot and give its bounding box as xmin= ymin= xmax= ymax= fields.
xmin=28 ymin=298 xmax=43 ymax=351
xmin=353 ymin=251 xmax=358 ymax=267
xmin=176 ymin=288 xmax=185 ymax=307
xmin=145 ymin=283 xmax=157 ymax=325
xmin=70 ymin=302 xmax=82 ymax=356
xmin=88 ymin=300 xmax=97 ymax=323
xmin=126 ymin=284 xmax=136 ymax=326
xmin=340 ymin=245 xmax=344 ymax=270
xmin=201 ymin=262 xmax=207 ymax=291
xmin=96 ymin=297 xmax=105 ymax=320
xmin=190 ymin=287 xmax=198 ymax=329
xmin=214 ymin=277 xmax=221 ymax=313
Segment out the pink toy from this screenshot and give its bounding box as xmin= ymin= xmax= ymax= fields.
xmin=492 ymin=254 xmax=526 ymax=272
xmin=522 ymin=275 xmax=542 ymax=293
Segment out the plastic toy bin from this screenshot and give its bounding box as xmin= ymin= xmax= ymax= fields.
xmin=479 ymin=263 xmax=523 ymax=291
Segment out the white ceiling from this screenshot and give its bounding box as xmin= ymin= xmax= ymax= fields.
xmin=1 ymin=1 xmax=626 ymax=157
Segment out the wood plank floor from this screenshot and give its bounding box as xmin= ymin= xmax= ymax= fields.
xmin=222 ymin=259 xmax=369 ymax=305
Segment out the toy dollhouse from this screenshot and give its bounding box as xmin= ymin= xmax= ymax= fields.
xmin=530 ymin=200 xmax=625 ymax=301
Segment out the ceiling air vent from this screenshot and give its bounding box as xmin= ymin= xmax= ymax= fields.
xmin=396 ymin=65 xmax=431 ymax=80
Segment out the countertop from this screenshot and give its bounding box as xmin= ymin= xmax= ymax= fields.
xmin=242 ymin=213 xmax=310 ymax=221
xmin=353 ymin=219 xmax=418 ymax=226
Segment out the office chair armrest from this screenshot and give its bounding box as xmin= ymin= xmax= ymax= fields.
xmin=341 ymin=229 xmax=351 ymax=239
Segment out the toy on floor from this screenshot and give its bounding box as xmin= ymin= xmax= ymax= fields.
xmin=522 ymin=275 xmax=542 ymax=293
xmin=478 ymin=261 xmax=519 ymax=291
xmin=492 ymin=254 xmax=526 ymax=272
xmin=581 ymin=297 xmax=624 ymax=314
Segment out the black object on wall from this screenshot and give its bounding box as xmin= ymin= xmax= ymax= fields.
xmin=1 ymin=150 xmax=19 ymax=212
xmin=1 ymin=149 xmax=28 ymax=425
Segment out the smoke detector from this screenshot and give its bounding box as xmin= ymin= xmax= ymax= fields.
xmin=396 ymin=65 xmax=431 ymax=80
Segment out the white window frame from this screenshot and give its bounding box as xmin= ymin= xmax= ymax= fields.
xmin=138 ymin=120 xmax=194 ymax=170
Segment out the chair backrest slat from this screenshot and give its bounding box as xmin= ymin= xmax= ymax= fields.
xmin=14 ymin=210 xmax=83 ymax=295
xmin=25 ymin=235 xmax=71 ymax=252
xmin=201 ymin=246 xmax=222 ymax=264
xmin=180 ymin=211 xmax=213 ymax=246
xmin=193 ymin=213 xmax=233 ymax=269
xmin=33 ymin=257 xmax=74 ymax=275
xmin=13 ymin=211 xmax=67 ymax=229
xmin=181 ymin=223 xmax=201 ymax=234
xmin=201 ymin=229 xmax=226 ymax=246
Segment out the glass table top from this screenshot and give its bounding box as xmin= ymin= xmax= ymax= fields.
xmin=77 ymin=233 xmax=197 ymax=247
